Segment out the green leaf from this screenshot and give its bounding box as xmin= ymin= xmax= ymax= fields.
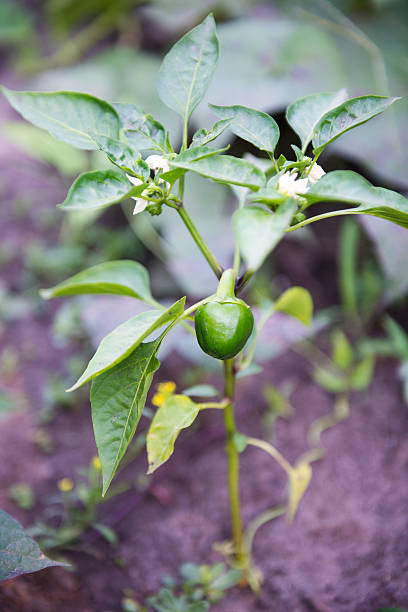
xmin=304 ymin=171 xmax=408 ymax=229
xmin=384 ymin=316 xmax=408 ymax=358
xmin=249 ymin=186 xmax=286 ymax=207
xmin=233 ymin=199 xmax=297 ymax=271
xmin=313 ymin=367 xmax=349 ymax=393
xmin=0 ymin=509 xmax=65 ymax=580
xmin=68 ymin=297 xmax=185 ymax=391
xmin=58 ymin=169 xmax=147 ymax=212
xmin=1 ymin=88 xmax=120 ymax=150
xmin=209 ymin=103 xmax=279 ymax=153
xmin=285 ymin=89 xmax=347 ymax=152
xmin=157 ymin=14 xmax=219 ymax=122
xmin=312 ymin=95 xmax=399 ymax=155
xmin=182 ymin=384 xmax=219 ymax=398
xmin=233 ymin=432 xmax=248 ymax=453
xmin=274 ymin=287 xmax=313 ymax=326
xmin=93 ymin=136 xmax=149 ymax=179
xmin=161 ymin=145 xmax=227 ymax=183
xmin=170 ymin=154 xmax=265 ymax=190
xmin=377 ymin=608 xmax=408 ymax=612
xmin=147 ymin=394 xmax=200 ymax=474
xmin=350 ymin=355 xmax=375 ymax=391
xmin=331 ymin=329 xmax=354 ymax=370
xmin=113 ymin=103 xmax=166 ymax=152
xmin=40 ymin=260 xmax=153 ymax=303
xmin=288 ymin=463 xmax=312 ymax=522
xmin=191 ymin=118 xmax=232 ymax=147
xmin=91 ymin=339 xmax=162 ymax=494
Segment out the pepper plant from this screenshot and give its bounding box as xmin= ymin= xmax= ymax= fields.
xmin=3 ymin=14 xmax=407 ymax=587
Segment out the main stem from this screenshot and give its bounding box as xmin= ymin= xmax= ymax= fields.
xmin=223 ymin=358 xmax=246 ymax=567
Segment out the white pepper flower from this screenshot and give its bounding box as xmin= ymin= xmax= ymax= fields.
xmin=277 ymin=172 xmax=309 ymax=199
xmin=127 ymin=155 xmax=170 ymax=215
xmin=145 ymin=155 xmax=170 ymax=175
xmin=126 ymin=174 xmax=148 ymax=215
xmin=307 ymin=163 xmax=325 ymax=185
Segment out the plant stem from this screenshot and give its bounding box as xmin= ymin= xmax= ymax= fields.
xmin=223 ymin=359 xmax=246 ymax=567
xmin=177 ymin=204 xmax=223 ymax=279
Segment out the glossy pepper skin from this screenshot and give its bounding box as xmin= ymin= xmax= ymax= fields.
xmin=195 ymin=296 xmax=254 ymax=360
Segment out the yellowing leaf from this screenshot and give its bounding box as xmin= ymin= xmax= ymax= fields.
xmin=147 ymin=395 xmax=200 ymax=473
xmin=274 ymin=286 xmax=313 ymax=325
xmin=288 ymin=462 xmax=312 ymax=522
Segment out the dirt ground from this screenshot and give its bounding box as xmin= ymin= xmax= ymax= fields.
xmin=0 ymin=75 xmax=408 ymax=612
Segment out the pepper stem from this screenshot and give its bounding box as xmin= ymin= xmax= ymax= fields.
xmin=216 ymin=268 xmax=236 ymax=299
xmin=223 ymin=358 xmax=247 ymax=569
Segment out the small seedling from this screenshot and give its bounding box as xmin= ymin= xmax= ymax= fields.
xmin=8 ymin=482 xmax=35 ymax=510
xmin=145 ymin=562 xmax=241 ymax=612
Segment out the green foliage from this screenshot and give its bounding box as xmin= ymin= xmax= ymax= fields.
xmin=146 ymin=562 xmax=241 ymax=611
xmin=113 ymin=103 xmax=167 ymax=153
xmin=181 ymin=384 xmax=219 ymax=398
xmin=312 ymin=329 xmax=375 ymax=395
xmin=312 ymin=95 xmax=399 ymax=155
xmin=233 ymin=201 xmax=297 ymax=272
xmin=0 ymin=1 xmax=32 ymax=44
xmin=157 ymin=15 xmax=219 ymax=125
xmin=69 ymin=298 xmax=185 ymax=391
xmin=286 ymin=89 xmax=347 ymax=152
xmin=29 ymin=455 xmax=129 ymax=551
xmin=58 ymin=169 xmax=147 ymax=212
xmin=0 ymin=510 xmax=64 ymax=580
xmin=92 ymin=339 xmax=162 ymax=494
xmin=8 ymin=483 xmax=35 ymax=511
xmin=191 ymin=118 xmax=232 ymax=147
xmin=1 ymin=88 xmax=120 ymax=149
xmin=209 ymin=103 xmax=279 ymax=153
xmin=303 ymin=171 xmax=408 ymax=229
xmin=274 ymin=287 xmax=313 ymax=326
xmin=41 ymin=260 xmax=153 ymax=303
xmin=169 ymin=154 xmax=265 ymax=189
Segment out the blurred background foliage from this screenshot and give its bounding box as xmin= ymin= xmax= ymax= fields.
xmin=0 ymin=0 xmax=407 ymax=376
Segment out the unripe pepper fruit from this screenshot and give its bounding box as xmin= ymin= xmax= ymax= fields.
xmin=195 ymin=269 xmax=254 ymax=360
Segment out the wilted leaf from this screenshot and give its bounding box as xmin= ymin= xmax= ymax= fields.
xmin=147 ymin=395 xmax=200 ymax=473
xmin=288 ymin=462 xmax=312 ymax=521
